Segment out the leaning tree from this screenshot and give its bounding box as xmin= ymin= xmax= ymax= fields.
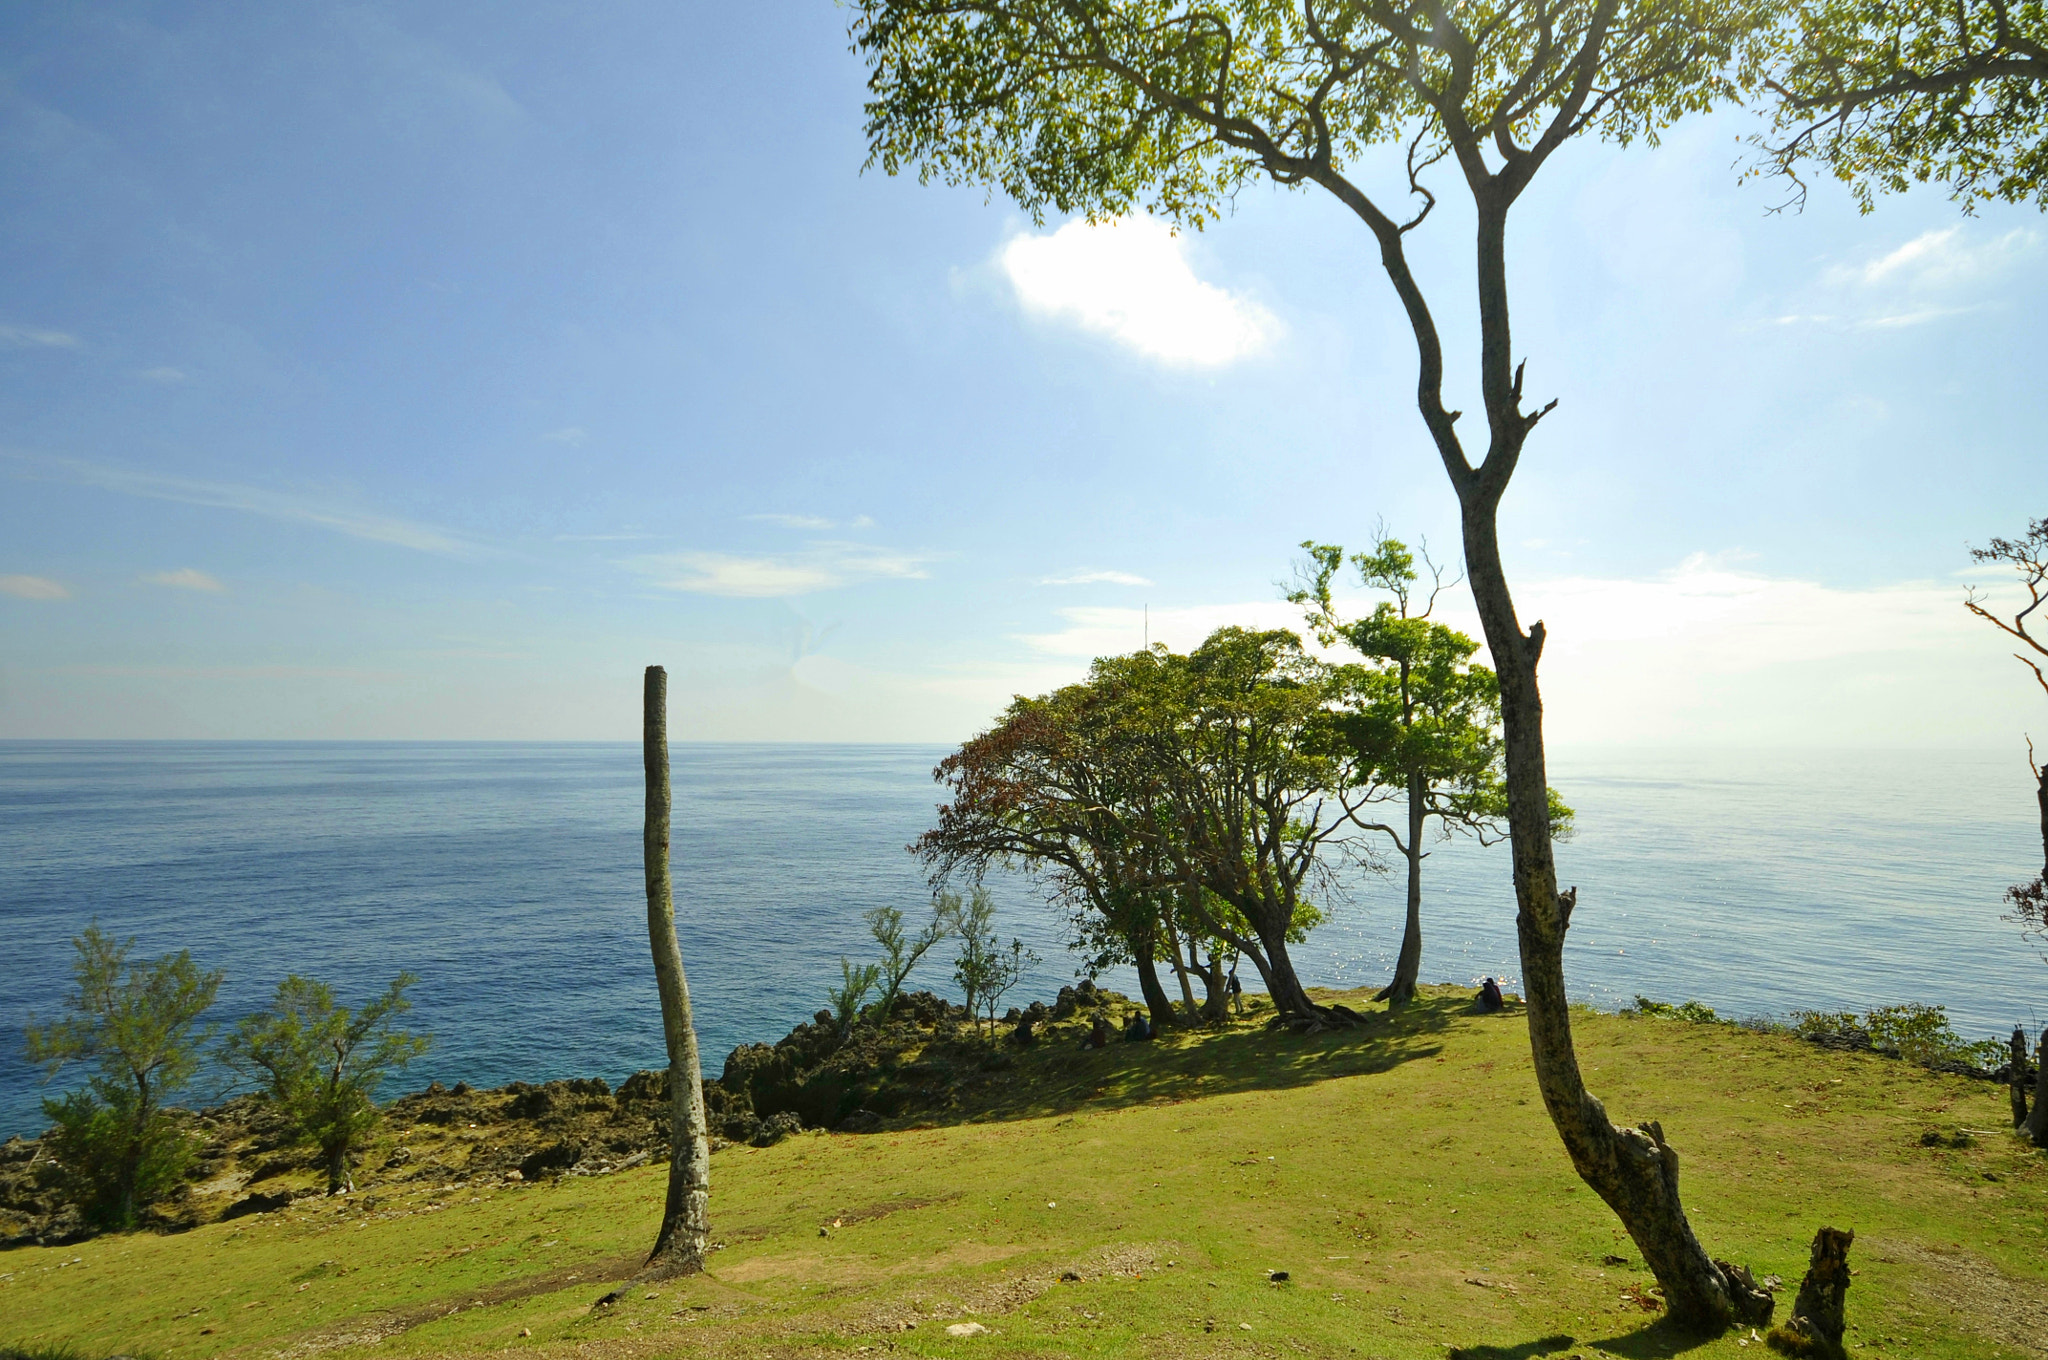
xmin=856 ymin=0 xmax=1779 ymax=1329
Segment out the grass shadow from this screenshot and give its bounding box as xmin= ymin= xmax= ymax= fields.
xmin=1446 ymin=1335 xmax=1579 ymax=1359
xmin=890 ymin=986 xmax=1488 ymax=1129
xmin=1451 ymin=1316 xmax=1732 ymax=1360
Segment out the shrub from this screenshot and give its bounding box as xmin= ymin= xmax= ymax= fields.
xmin=221 ymin=974 xmax=428 ymax=1194
xmin=1627 ymin=996 xmax=1721 ymax=1024
xmin=1792 ymin=1004 xmax=2003 ymax=1070
xmin=23 ymin=924 xmax=221 ymax=1230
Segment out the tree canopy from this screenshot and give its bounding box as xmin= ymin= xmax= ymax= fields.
xmin=919 ymin=626 xmax=1368 ymax=1027
xmin=1757 ymin=0 xmax=2048 ymax=209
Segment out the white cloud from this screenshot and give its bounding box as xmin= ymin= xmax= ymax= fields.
xmin=748 ymin=513 xmax=837 ymax=530
xmin=141 ymin=568 xmax=225 ymax=592
xmin=1000 ymin=216 xmax=1281 ymax=367
xmin=541 ymin=426 xmax=588 ymax=445
xmin=9 ymin=454 xmax=488 ymax=558
xmin=1020 ymin=598 xmax=1306 ymax=658
xmin=631 ymin=541 xmax=934 ymax=598
xmin=0 ymin=574 xmax=69 ymax=600
xmin=0 ymin=324 xmax=78 ymax=349
xmin=140 ymin=366 xmax=186 ymax=383
xmin=1041 ymin=569 xmax=1153 ymax=587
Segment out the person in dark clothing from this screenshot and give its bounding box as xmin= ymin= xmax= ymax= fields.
xmin=1477 ymin=977 xmax=1504 ymax=1012
xmin=1084 ymin=1014 xmax=1111 ymax=1049
xmin=1125 ymin=1010 xmax=1153 ymax=1042
xmin=1227 ymin=971 xmax=1243 ymax=1016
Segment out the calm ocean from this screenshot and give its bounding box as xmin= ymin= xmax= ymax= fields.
xmin=1 ymin=741 xmax=2039 ymax=1139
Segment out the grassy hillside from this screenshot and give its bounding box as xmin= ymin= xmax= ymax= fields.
xmin=3 ymin=986 xmax=2044 ymax=1360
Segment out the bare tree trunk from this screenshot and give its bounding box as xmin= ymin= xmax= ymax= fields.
xmin=1765 ymin=1227 xmax=1854 ymax=1359
xmin=1197 ymin=951 xmax=1227 ymax=1020
xmin=324 ymin=1141 xmax=352 ymax=1195
xmin=619 ymin=665 xmax=711 ymax=1290
xmin=1377 ymin=778 xmax=1428 ymax=1005
xmin=1249 ymin=916 xmax=1325 ymax=1023
xmin=1132 ymin=928 xmax=1180 ymax=1029
xmin=1163 ymin=913 xmax=1200 ymax=1015
xmin=1459 ymin=496 xmax=1772 ymax=1331
xmin=2011 ymin=1027 xmax=2031 ymax=1128
xmin=2027 ymin=1034 xmax=2048 ymax=1149
xmin=2036 ymin=758 xmax=2047 ymax=878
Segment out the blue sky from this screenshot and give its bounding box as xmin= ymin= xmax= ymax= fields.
xmin=1 ymin=2 xmax=2042 ymax=746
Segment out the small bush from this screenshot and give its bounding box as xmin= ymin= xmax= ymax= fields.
xmin=38 ymin=1088 xmax=198 ymax=1229
xmin=1861 ymin=1003 xmax=2005 ymax=1069
xmin=1627 ymin=996 xmax=1720 ymax=1024
xmin=1793 ymin=1004 xmax=2003 ymax=1070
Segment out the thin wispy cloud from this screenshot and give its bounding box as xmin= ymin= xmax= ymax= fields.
xmin=631 ymin=541 xmax=933 ymax=598
xmin=1833 ymin=226 xmax=2035 ymax=289
xmin=749 ymin=513 xmax=837 ymax=530
xmin=0 ymin=574 xmax=70 ymax=600
xmin=141 ymin=568 xmax=225 ymax=592
xmin=0 ymin=324 xmax=78 ymax=349
xmin=139 ymin=366 xmax=186 ymax=383
xmin=1769 ymin=227 xmax=2035 ymax=333
xmin=7 ymin=454 xmax=488 ymax=558
xmin=1041 ymin=569 xmax=1153 ymax=587
xmin=541 ymin=426 xmax=588 ymax=445
xmin=46 ymin=663 xmax=405 ymax=681
xmin=555 ymin=532 xmax=661 ymax=542
xmin=1000 ymin=215 xmax=1281 ymax=367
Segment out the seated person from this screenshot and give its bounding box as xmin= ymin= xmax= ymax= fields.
xmin=1084 ymin=1014 xmax=1111 ymax=1049
xmin=1477 ymin=977 xmax=1504 ymax=1012
xmin=1125 ymin=1010 xmax=1154 ymax=1042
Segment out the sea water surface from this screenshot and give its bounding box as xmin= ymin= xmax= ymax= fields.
xmin=1 ymin=741 xmax=2039 ymax=1139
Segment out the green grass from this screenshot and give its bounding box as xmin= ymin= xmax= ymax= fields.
xmin=3 ymin=985 xmax=2043 ymax=1359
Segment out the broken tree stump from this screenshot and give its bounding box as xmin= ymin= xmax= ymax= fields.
xmin=1764 ymin=1226 xmax=1853 ymax=1360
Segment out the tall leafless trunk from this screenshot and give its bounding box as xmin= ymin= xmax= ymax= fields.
xmin=1163 ymin=913 xmax=1200 ymax=1014
xmin=1377 ymin=774 xmax=1428 ymax=1005
xmin=2035 ymin=758 xmax=2047 ymax=878
xmin=2011 ymin=1027 xmax=2031 ymax=1128
xmin=631 ymin=666 xmax=711 ymax=1284
xmin=2027 ymin=1034 xmax=2048 ymax=1149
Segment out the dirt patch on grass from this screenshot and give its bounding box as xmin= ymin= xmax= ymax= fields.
xmin=823 ymin=1192 xmax=960 ymax=1226
xmin=269 ymin=1252 xmax=644 ymax=1358
xmin=1875 ymin=1236 xmax=2048 ymax=1358
xmin=719 ymin=1238 xmax=1030 ymax=1285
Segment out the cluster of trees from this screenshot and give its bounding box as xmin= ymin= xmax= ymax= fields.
xmin=22 ymin=923 xmax=427 ymax=1230
xmin=917 ymin=537 xmax=1559 ymax=1032
xmin=849 ymin=0 xmax=2048 ymax=1334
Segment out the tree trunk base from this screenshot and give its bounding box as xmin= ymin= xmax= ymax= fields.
xmin=1764 ymin=1227 xmax=1853 ymax=1359
xmin=1276 ymin=1002 xmax=1369 ymax=1033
